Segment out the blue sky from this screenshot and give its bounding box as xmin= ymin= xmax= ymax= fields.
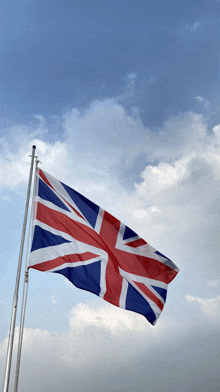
xmin=1 ymin=1 xmax=220 ymax=391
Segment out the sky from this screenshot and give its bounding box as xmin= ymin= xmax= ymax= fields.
xmin=1 ymin=0 xmax=220 ymax=391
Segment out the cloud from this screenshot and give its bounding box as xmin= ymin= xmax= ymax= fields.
xmin=126 ymin=72 xmax=137 ymax=81
xmin=0 ymin=102 xmax=210 ymax=189
xmin=180 ymin=18 xmax=220 ymax=42
xmin=0 ymin=302 xmax=219 ymax=392
xmin=1 ymin=98 xmax=220 ymax=278
xmin=68 ymin=302 xmax=151 ymax=335
xmin=187 ymin=20 xmax=202 ymax=33
xmin=0 ymin=138 xmax=68 ymax=188
xmin=113 ymin=111 xmax=220 ymax=277
xmin=185 ymin=295 xmax=220 ymax=317
xmin=0 ymin=302 xmax=161 ymax=391
xmin=62 ymin=98 xmax=149 ymax=164
xmin=51 ymin=296 xmax=57 ymax=305
xmin=33 ymin=115 xmax=45 ymax=125
xmin=195 ymin=96 xmax=204 ymax=102
xmin=206 ymin=280 xmax=220 ymax=287
xmin=194 ymin=96 xmax=209 ymax=109
xmin=1 ymin=195 xmax=11 ymax=201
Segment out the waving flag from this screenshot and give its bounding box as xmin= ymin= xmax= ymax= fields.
xmin=28 ymin=169 xmax=179 ymax=325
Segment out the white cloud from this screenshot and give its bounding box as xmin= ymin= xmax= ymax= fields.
xmin=125 ymin=72 xmax=137 ymax=88
xmin=110 ymin=109 xmax=220 ymax=276
xmin=1 ymin=100 xmax=220 ymax=278
xmin=51 ymin=296 xmax=57 ymax=305
xmin=185 ymin=295 xmax=220 ymax=316
xmin=213 ymin=123 xmax=220 ymax=134
xmin=34 ymin=114 xmax=45 ymax=125
xmin=0 ymin=302 xmax=219 ymax=392
xmin=195 ymin=96 xmax=209 ymax=109
xmin=68 ymin=302 xmax=151 ymax=335
xmin=206 ymin=280 xmax=220 ymax=287
xmin=0 ymin=139 xmax=68 ymax=188
xmin=0 ymin=302 xmax=161 ymax=376
xmin=1 ymin=195 xmax=11 ymax=201
xmin=62 ymin=98 xmax=148 ymax=164
xmin=126 ymin=72 xmax=137 ymax=81
xmin=195 ymin=96 xmax=204 ymax=102
xmin=124 ymin=149 xmax=219 ymax=242
xmin=190 ymin=20 xmax=202 ymax=32
xmin=180 ymin=20 xmax=202 ymax=38
xmin=180 ymin=18 xmax=220 ymax=42
xmin=136 ymin=156 xmax=191 ymax=200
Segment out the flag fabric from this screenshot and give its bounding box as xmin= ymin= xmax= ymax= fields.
xmin=28 ymin=169 xmax=179 ymax=325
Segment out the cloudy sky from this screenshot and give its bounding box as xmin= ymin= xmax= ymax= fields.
xmin=1 ymin=0 xmax=220 ymax=391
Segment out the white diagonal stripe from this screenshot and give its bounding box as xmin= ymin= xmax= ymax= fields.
xmin=29 ymin=236 xmax=108 ymax=267
xmin=35 ymin=196 xmax=91 ymax=228
xmin=98 ymin=255 xmax=107 ymax=299
xmin=119 ymin=267 xmax=165 ymax=316
xmin=46 ymin=256 xmax=103 ymax=272
xmin=94 ymin=208 xmax=104 ymax=234
xmin=119 ymin=278 xmax=128 ymax=309
xmin=42 ymin=170 xmax=94 ymax=226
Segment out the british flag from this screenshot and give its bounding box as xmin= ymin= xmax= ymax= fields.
xmin=28 ymin=169 xmax=179 ymax=325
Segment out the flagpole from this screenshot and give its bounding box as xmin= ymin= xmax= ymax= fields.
xmin=13 ymin=157 xmax=39 ymax=392
xmin=3 ymin=145 xmax=36 ymax=392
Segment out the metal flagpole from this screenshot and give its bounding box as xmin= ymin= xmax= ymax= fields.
xmin=13 ymin=157 xmax=39 ymax=392
xmin=3 ymin=145 xmax=36 ymax=392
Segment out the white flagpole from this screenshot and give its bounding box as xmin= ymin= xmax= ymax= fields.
xmin=13 ymin=157 xmax=39 ymax=392
xmin=3 ymin=145 xmax=36 ymax=392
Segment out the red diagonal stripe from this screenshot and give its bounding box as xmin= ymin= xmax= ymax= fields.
xmin=119 ymin=257 xmax=178 ymax=284
xmin=134 ymin=281 xmax=164 ymax=311
xmin=126 ymin=238 xmax=147 ymax=248
xmin=39 ymin=169 xmax=53 ymax=189
xmin=30 ymin=252 xmax=98 ymax=272
xmin=36 ymin=202 xmax=105 ymax=249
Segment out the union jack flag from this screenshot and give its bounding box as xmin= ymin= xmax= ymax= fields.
xmin=28 ymin=169 xmax=179 ymax=325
